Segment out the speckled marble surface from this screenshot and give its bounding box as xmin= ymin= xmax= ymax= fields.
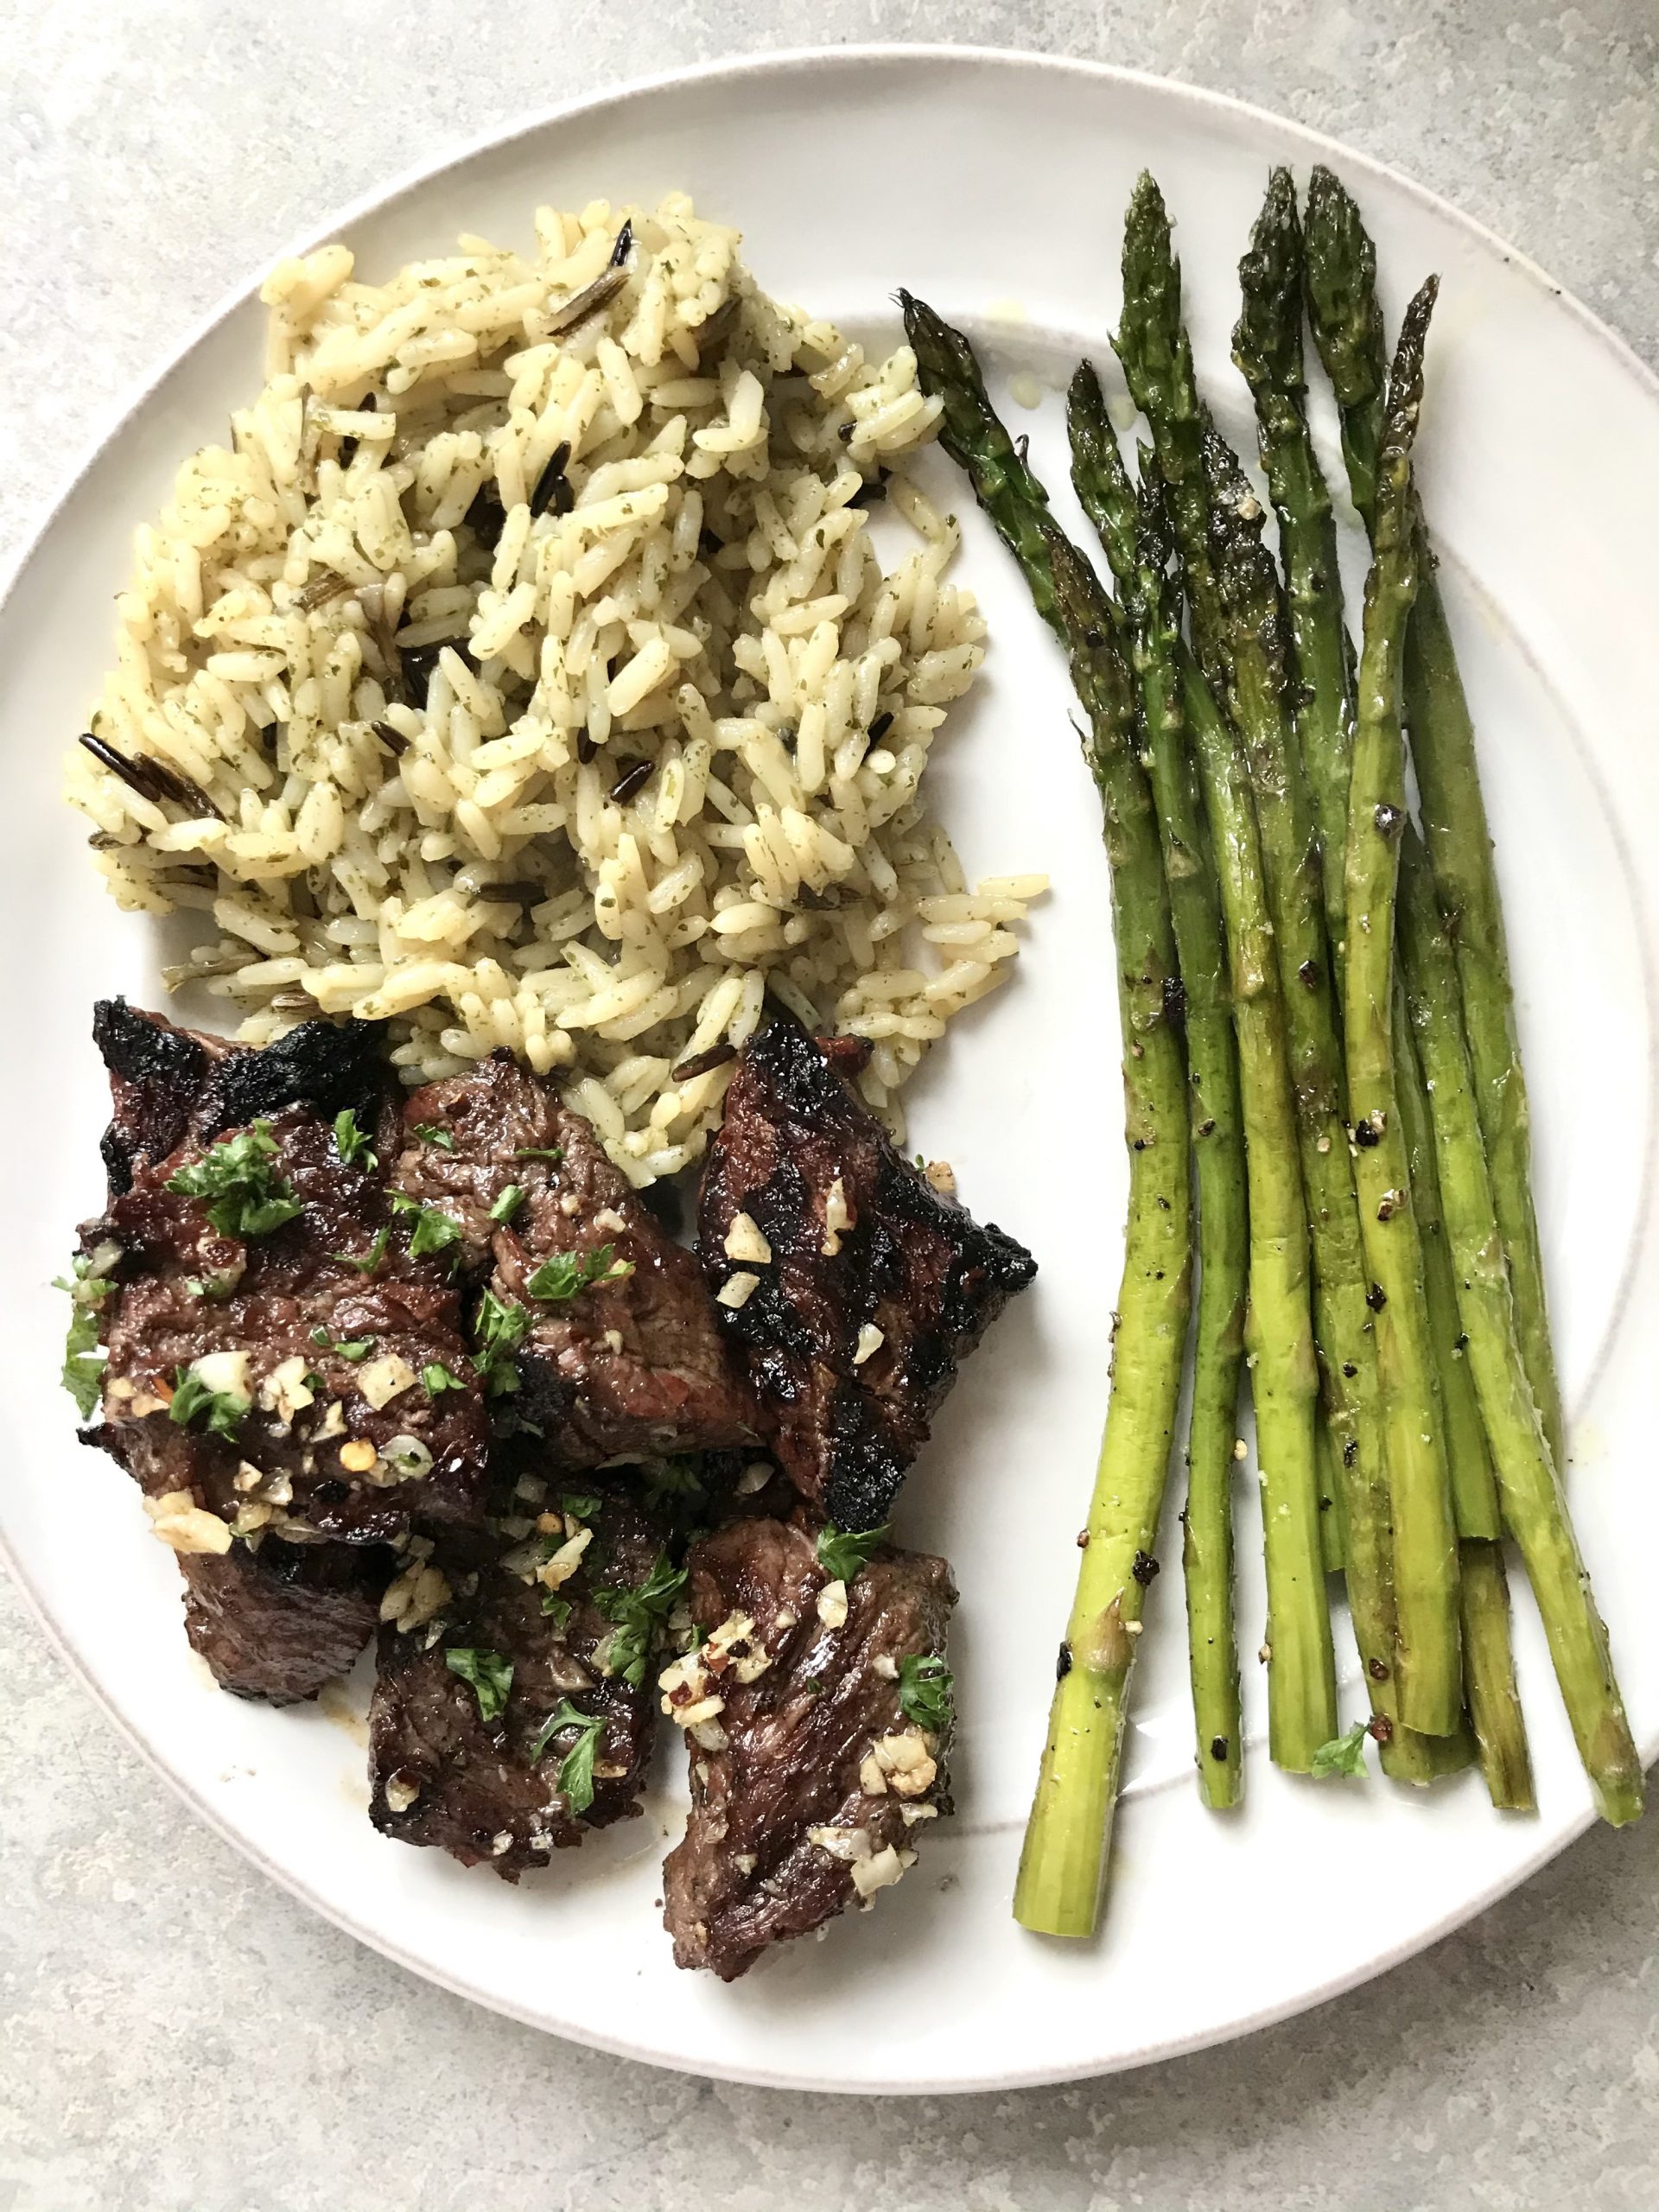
xmin=3 ymin=4 xmax=1657 ymax=2206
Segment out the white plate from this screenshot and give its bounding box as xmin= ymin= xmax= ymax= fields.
xmin=3 ymin=45 xmax=1657 ymax=2094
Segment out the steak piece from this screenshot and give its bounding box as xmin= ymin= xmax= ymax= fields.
xmin=660 ymin=1510 xmax=956 ymax=1980
xmin=80 ymin=1006 xmax=437 ymax=1700
xmin=86 ymin=1103 xmax=491 ymax=1541
xmin=178 ymin=1536 xmax=392 ymax=1703
xmin=368 ymin=1483 xmax=666 ymax=1873
xmin=698 ymin=1016 xmax=1036 ymax=1528
xmin=392 ymin=1052 xmax=759 ymax=1468
xmin=92 ymin=996 xmax=384 ymax=1196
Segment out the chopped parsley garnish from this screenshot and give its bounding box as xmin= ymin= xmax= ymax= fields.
xmin=489 ymin=1183 xmax=525 ymax=1224
xmin=423 ymin=1361 xmax=466 ymax=1395
xmin=897 ymin=1652 xmax=954 ymax=1737
xmin=333 ymin=1107 xmax=377 ymax=1169
xmin=168 ymin=1363 xmax=250 ymax=1441
xmin=644 ymin=1456 xmax=705 ymax=1506
xmin=816 ymin=1522 xmax=889 ymax=1583
xmin=60 ymin=1307 xmax=107 ymax=1418
xmin=1311 ymin=1722 xmax=1370 ymax=1780
xmin=470 ymin=1288 xmax=531 ymax=1397
xmin=529 ymin=1698 xmax=604 ymax=1813
xmin=560 ymin=1492 xmax=601 ymax=1521
xmin=183 ymin=1269 xmax=239 ymax=1300
xmin=55 ymin=1255 xmax=114 ymax=1419
xmin=334 ymin=1224 xmax=391 ymax=1274
xmin=541 ymin=1593 xmax=573 ymax=1630
xmin=57 ymin=1252 xmax=115 ymax=1310
xmin=593 ymin=1553 xmax=688 ymax=1688
xmin=514 ymin=1147 xmax=564 ymax=1162
xmin=167 ymin=1122 xmax=302 ymax=1240
xmin=389 ymin=1192 xmax=461 ymax=1262
xmin=444 ymin=1646 xmax=512 ymax=1722
xmin=311 ymin=1326 xmax=373 ymax=1361
xmin=524 ymin=1243 xmax=632 ymax=1301
xmin=413 ymin=1122 xmax=455 ymax=1151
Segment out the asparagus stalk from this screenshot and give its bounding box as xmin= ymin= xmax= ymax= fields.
xmin=1398 ymin=828 xmax=1641 ymax=1822
xmin=1391 ymin=993 xmax=1501 ymax=1545
xmin=1341 ymin=279 xmax=1465 ymax=1739
xmin=1117 ymin=480 xmax=1251 ymax=1802
xmin=1304 ymin=166 xmax=1566 ymax=1475
xmin=1456 ymin=1541 xmax=1535 ymax=1808
xmin=899 ymin=292 xmax=1193 ymax=1931
xmin=1071 ymin=369 xmax=1335 ymax=1778
xmin=1395 ymin=995 xmax=1534 ymax=1807
xmin=1236 ymin=171 xmax=1523 ymax=1791
xmin=1122 ymin=505 xmax=1254 ymax=1802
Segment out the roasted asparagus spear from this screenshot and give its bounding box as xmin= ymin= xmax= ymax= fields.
xmin=899 ymin=292 xmax=1193 ymax=1930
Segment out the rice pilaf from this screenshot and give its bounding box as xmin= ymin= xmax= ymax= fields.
xmin=67 ymin=194 xmax=1044 ymax=1182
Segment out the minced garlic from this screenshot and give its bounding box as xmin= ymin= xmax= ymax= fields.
xmin=257 ymin=1354 xmax=315 ymax=1421
xmin=144 ymin=1491 xmax=232 ymax=1555
xmin=808 ymin=1824 xmax=871 ymax=1863
xmin=861 ymin=1728 xmax=937 ymax=1798
xmin=722 ymin=1211 xmax=772 ymax=1265
xmin=379 ymin=1560 xmax=452 ymax=1632
xmin=821 ymin=1176 xmax=853 ymax=1255
xmin=191 ymin=1348 xmax=251 ymax=1401
xmin=537 ymin=1526 xmax=594 ymax=1592
xmin=358 ymin=1352 xmax=417 ymax=1409
xmin=702 ymin=1610 xmax=771 ymax=1683
xmin=851 ymin=1844 xmax=907 ymax=1898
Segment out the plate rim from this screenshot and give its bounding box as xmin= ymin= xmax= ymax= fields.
xmin=3 ymin=39 xmax=1656 ymax=2094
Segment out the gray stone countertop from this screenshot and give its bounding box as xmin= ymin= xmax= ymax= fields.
xmin=3 ymin=4 xmax=1656 ymax=2206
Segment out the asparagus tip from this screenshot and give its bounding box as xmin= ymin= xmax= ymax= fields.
xmin=1235 ymin=166 xmax=1308 ymax=395
xmin=1128 ymin=167 xmax=1167 ymax=219
xmin=1067 ymin=356 xmax=1104 ymax=414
